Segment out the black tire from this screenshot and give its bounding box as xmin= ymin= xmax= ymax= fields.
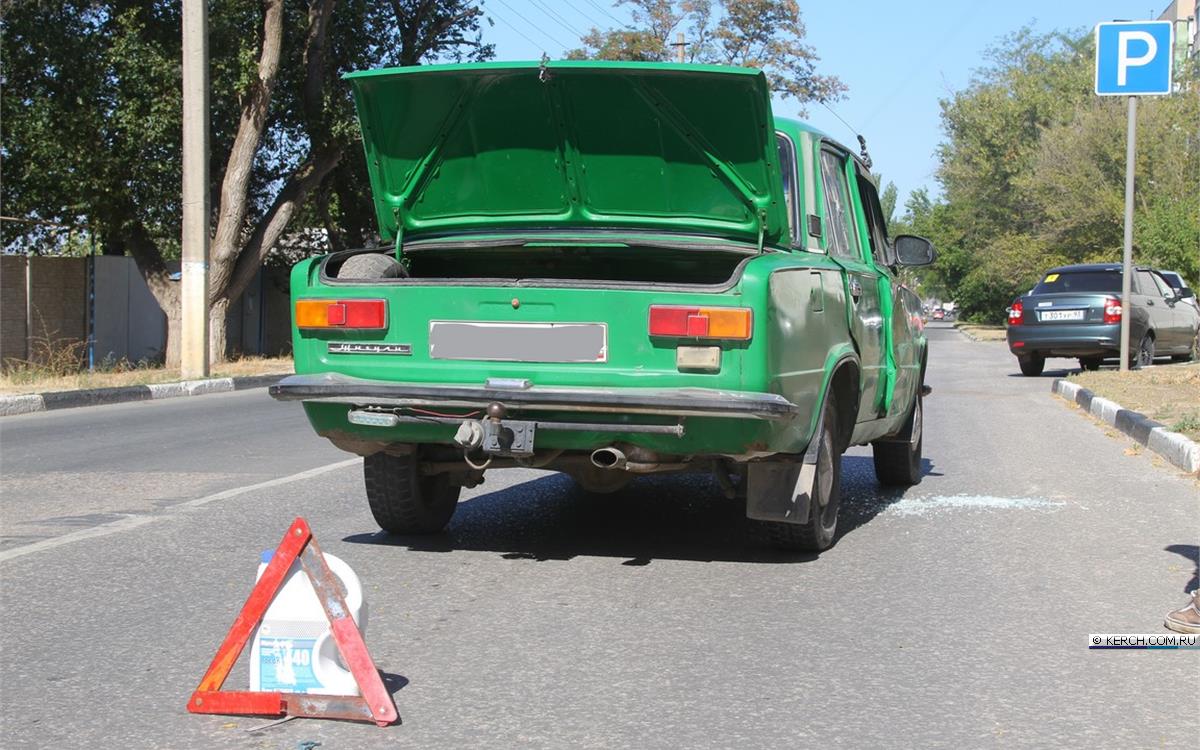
xmin=363 ymin=452 xmax=460 ymax=534
xmin=1018 ymin=353 xmax=1045 ymax=376
xmin=337 ymin=253 xmax=408 ymax=280
xmin=1132 ymin=333 xmax=1155 ymax=370
xmin=872 ymin=390 xmax=923 ymax=486
xmin=760 ymin=399 xmax=844 ymax=552
xmin=1079 ymin=357 xmax=1102 ymax=371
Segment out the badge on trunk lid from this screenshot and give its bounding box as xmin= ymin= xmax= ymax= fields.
xmin=328 ymin=342 xmax=412 ymax=355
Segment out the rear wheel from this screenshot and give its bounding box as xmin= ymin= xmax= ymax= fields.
xmin=363 ymin=452 xmax=460 ymax=534
xmin=758 ymin=400 xmax=844 ymax=552
xmin=1132 ymin=334 xmax=1155 ymax=369
xmin=1079 ymin=357 xmax=1102 ymax=371
xmin=1018 ymin=353 xmax=1045 ymax=376
xmin=872 ymin=390 xmax=923 ymax=486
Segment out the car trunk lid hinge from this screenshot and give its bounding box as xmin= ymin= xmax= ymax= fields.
xmin=756 ymin=209 xmax=767 ymax=253
xmin=392 ymin=209 xmax=404 ymax=262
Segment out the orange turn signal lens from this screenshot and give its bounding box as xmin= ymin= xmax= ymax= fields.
xmin=295 ymin=299 xmax=386 ymax=329
xmin=702 ymin=307 xmax=753 ymax=339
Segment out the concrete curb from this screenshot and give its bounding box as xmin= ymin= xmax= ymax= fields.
xmin=954 ymin=325 xmax=983 ymax=342
xmin=1051 ymin=378 xmax=1200 ymax=475
xmin=953 ymin=325 xmax=1007 ymax=344
xmin=0 ymin=373 xmax=289 ymax=417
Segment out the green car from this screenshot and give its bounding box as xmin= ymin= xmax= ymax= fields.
xmin=270 ymin=61 xmax=934 ymax=551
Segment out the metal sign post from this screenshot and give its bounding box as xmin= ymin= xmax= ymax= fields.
xmin=1118 ymin=96 xmax=1138 ymax=370
xmin=1094 ymin=20 xmax=1173 ymax=371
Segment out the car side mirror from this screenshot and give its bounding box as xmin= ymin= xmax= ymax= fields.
xmin=1180 ymin=288 xmax=1195 ymax=300
xmin=894 ymin=234 xmax=935 ymax=266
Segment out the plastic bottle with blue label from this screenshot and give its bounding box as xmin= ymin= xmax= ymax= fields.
xmin=249 ymin=549 xmax=367 ymax=695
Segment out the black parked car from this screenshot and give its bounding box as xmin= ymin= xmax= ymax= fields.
xmin=1006 ymin=263 xmax=1200 ymax=375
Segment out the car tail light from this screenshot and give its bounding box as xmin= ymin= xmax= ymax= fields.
xmin=648 ymin=305 xmax=752 ymax=340
xmin=1103 ymin=297 xmax=1122 ymax=324
xmin=1008 ymin=300 xmax=1023 ymax=326
xmin=295 ymin=299 xmax=387 ymax=329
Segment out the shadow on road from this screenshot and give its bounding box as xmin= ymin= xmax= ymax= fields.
xmin=1165 ymin=544 xmax=1199 ymax=595
xmin=343 ymin=455 xmax=934 ymax=565
xmin=1005 ymin=366 xmax=1079 ymax=379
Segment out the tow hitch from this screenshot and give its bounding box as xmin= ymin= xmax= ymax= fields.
xmin=453 ymin=402 xmax=536 ymax=457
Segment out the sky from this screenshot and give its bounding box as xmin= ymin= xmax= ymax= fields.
xmin=475 ymin=0 xmax=1174 ymax=209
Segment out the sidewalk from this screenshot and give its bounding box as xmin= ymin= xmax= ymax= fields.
xmin=1052 ymin=378 xmax=1200 ymax=475
xmin=0 ymin=373 xmax=289 ymax=417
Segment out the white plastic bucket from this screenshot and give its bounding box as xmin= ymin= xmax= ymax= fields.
xmin=249 ymin=550 xmax=367 ymax=695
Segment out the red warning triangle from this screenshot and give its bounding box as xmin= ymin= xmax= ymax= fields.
xmin=187 ymin=517 xmax=398 ymax=726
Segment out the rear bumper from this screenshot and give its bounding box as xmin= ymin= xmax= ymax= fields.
xmin=1006 ymin=323 xmax=1120 ymax=357
xmin=270 ymin=373 xmax=801 ymax=421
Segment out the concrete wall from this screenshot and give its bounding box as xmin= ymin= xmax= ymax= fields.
xmin=93 ymin=256 xmax=167 ymax=364
xmin=1 ymin=255 xmax=293 ymax=369
xmin=1 ymin=256 xmax=87 ymax=366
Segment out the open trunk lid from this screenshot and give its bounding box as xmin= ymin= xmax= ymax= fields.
xmin=345 ymin=61 xmax=787 ymax=248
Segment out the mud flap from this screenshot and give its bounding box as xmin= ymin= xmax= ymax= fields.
xmin=745 ymin=397 xmax=825 ymax=524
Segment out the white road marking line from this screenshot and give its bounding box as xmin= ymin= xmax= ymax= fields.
xmin=178 ymin=457 xmax=360 ymax=508
xmin=0 ymin=457 xmax=360 ymax=564
xmin=0 ymin=515 xmax=159 ymax=564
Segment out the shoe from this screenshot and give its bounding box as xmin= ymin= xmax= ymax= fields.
xmin=1164 ymin=593 xmax=1200 ymax=634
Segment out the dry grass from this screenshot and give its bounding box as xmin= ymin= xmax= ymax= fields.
xmin=1069 ymin=363 xmax=1200 ymax=442
xmin=954 ymin=323 xmax=1008 ymax=342
xmin=0 ymin=356 xmax=293 ymax=395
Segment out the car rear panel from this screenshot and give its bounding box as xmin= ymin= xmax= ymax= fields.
xmin=1007 ymin=293 xmax=1120 ymax=355
xmin=285 ymin=255 xmax=810 ymax=455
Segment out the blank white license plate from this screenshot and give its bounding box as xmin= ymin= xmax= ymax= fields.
xmin=1039 ymin=310 xmax=1085 ymax=322
xmin=429 ymin=321 xmax=607 ymax=362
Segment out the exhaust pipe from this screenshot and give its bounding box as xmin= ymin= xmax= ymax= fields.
xmin=590 ymin=447 xmax=627 ymax=470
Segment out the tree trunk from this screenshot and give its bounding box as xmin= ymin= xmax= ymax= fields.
xmin=142 ymin=273 xmax=182 ymax=369
xmin=209 ymin=298 xmax=230 ymax=365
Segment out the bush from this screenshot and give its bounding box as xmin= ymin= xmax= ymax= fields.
xmin=953 ymin=234 xmax=1065 ymax=323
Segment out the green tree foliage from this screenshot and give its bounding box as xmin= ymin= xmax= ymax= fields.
xmin=566 ymin=0 xmax=844 ymax=113
xmin=1 ymin=0 xmax=491 ymax=362
xmin=918 ymin=29 xmax=1199 ymax=323
xmin=879 ymin=181 xmax=898 ymax=226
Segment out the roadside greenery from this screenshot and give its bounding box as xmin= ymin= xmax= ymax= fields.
xmin=2 ymin=1 xmax=491 ymax=365
xmin=895 ymin=29 xmax=1199 ymax=323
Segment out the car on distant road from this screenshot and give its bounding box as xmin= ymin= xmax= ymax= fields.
xmin=931 ymin=309 xmax=945 ymax=321
xmin=1006 ymin=263 xmax=1200 ymax=375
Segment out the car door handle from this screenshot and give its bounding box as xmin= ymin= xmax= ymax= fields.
xmin=1147 ymin=300 xmax=1154 ymax=306
xmin=849 ymin=278 xmax=863 ymax=301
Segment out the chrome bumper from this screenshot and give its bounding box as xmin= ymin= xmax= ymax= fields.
xmin=269 ymin=373 xmax=800 ymax=420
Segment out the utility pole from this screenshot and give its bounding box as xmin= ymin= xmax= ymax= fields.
xmin=672 ymin=32 xmax=686 ymax=63
xmin=181 ymin=0 xmax=210 ymax=378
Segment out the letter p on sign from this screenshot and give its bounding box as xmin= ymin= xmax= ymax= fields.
xmin=1095 ymin=21 xmax=1173 ymax=96
xmin=1117 ymin=31 xmax=1156 ymax=86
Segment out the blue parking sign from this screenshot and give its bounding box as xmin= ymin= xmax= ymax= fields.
xmin=1095 ymin=21 xmax=1173 ymax=96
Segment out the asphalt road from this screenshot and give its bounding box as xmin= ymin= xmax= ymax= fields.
xmin=1 ymin=324 xmax=1197 ymax=749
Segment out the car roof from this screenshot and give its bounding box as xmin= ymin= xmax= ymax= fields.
xmin=1043 ymin=263 xmax=1156 ymax=274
